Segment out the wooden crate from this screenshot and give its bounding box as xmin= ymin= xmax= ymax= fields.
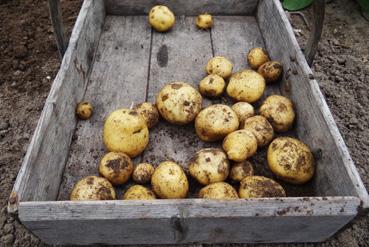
xmin=9 ymin=0 xmax=368 ymax=245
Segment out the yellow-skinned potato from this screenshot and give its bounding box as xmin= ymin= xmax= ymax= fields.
xmin=258 ymin=61 xmax=283 ymax=83
xmin=226 ymin=70 xmax=265 ymax=103
xmin=133 ymin=102 xmax=159 ymax=129
xmin=195 ymin=104 xmax=239 ymax=142
xmin=199 ymin=74 xmax=225 ymax=98
xmin=196 ymin=13 xmax=213 ymax=29
xmin=247 ymin=47 xmax=270 ymax=69
xmin=243 ymin=115 xmax=274 ymax=148
xmin=103 ymin=108 xmax=149 ymax=158
xmin=132 ymin=163 xmax=155 ymax=184
xmin=76 ymin=102 xmax=93 ymax=120
xmin=198 ymin=182 xmax=238 ymax=199
xmin=156 ymin=82 xmax=202 ymax=125
xmin=259 ymin=95 xmax=295 ymax=132
xmin=230 ymin=161 xmax=254 ymax=182
xmin=99 ymin=152 xmax=133 ymax=185
xmin=148 ymin=5 xmax=175 ymax=32
xmin=123 ymin=185 xmax=156 ymax=200
xmin=268 ymin=137 xmax=315 ymax=184
xmin=189 ymin=148 xmax=229 ymax=185
xmin=206 ymin=56 xmax=233 ymax=79
xmin=231 ymin=102 xmax=255 ymax=126
xmin=151 ymin=161 xmax=189 ymax=199
xmin=70 ymin=176 xmax=116 ymax=201
xmin=239 ymin=176 xmax=286 ymax=198
xmin=222 ymin=129 xmax=257 ymax=162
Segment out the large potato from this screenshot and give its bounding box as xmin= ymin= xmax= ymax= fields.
xmin=257 ymin=61 xmax=283 ymax=83
xmin=247 ymin=47 xmax=270 ymax=69
xmin=226 ymin=70 xmax=265 ymax=103
xmin=199 ymin=74 xmax=225 ymax=98
xmin=222 ymin=129 xmax=257 ymax=162
xmin=151 ymin=161 xmax=189 ymax=199
xmin=99 ymin=152 xmax=133 ymax=185
xmin=149 ymin=5 xmax=175 ymax=32
xmin=239 ymin=176 xmax=286 ymax=198
xmin=243 ymin=115 xmax=274 ymax=148
xmin=123 ymin=185 xmax=156 ymax=200
xmin=195 ymin=104 xmax=239 ymax=142
xmin=206 ymin=56 xmax=233 ymax=79
xmin=231 ymin=102 xmax=255 ymax=126
xmin=189 ymin=148 xmax=229 ymax=185
xmin=76 ymin=101 xmax=93 ymax=120
xmin=70 ymin=176 xmax=116 ymax=201
xmin=196 ymin=13 xmax=213 ymax=29
xmin=156 ymin=82 xmax=202 ymax=125
xmin=132 ymin=162 xmax=155 ymax=184
xmin=133 ymin=102 xmax=159 ymax=129
xmin=103 ymin=108 xmax=149 ymax=158
xmin=268 ymin=137 xmax=315 ymax=184
xmin=229 ymin=161 xmax=254 ymax=182
xmin=198 ymin=182 xmax=238 ymax=199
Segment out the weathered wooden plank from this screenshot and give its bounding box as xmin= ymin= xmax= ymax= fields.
xmin=48 ymin=0 xmax=67 ymax=58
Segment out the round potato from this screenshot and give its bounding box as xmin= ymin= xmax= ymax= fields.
xmin=103 ymin=108 xmax=149 ymax=158
xmin=231 ymin=102 xmax=255 ymax=126
xmin=206 ymin=56 xmax=233 ymax=79
xmin=99 ymin=152 xmax=133 ymax=185
xmin=156 ymin=82 xmax=202 ymax=125
xmin=148 ymin=5 xmax=175 ymax=32
xmin=226 ymin=70 xmax=265 ymax=103
xmin=123 ymin=185 xmax=156 ymax=200
xmin=198 ymin=182 xmax=238 ymax=199
xmin=268 ymin=137 xmax=315 ymax=184
xmin=257 ymin=61 xmax=283 ymax=83
xmin=243 ymin=115 xmax=274 ymax=148
xmin=196 ymin=13 xmax=213 ymax=29
xmin=133 ymin=102 xmax=159 ymax=129
xmin=229 ymin=161 xmax=254 ymax=182
xmin=239 ymin=176 xmax=286 ymax=198
xmin=189 ymin=148 xmax=229 ymax=185
xmin=195 ymin=104 xmax=239 ymax=142
xmin=259 ymin=95 xmax=295 ymax=132
xmin=247 ymin=47 xmax=270 ymax=70
xmin=76 ymin=101 xmax=93 ymax=120
xmin=132 ymin=163 xmax=155 ymax=184
xmin=222 ymin=129 xmax=257 ymax=162
xmin=151 ymin=161 xmax=189 ymax=199
xmin=70 ymin=176 xmax=116 ymax=201
xmin=199 ymin=74 xmax=225 ymax=98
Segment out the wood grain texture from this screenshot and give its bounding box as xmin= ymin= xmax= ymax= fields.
xmin=48 ymin=0 xmax=67 ymax=58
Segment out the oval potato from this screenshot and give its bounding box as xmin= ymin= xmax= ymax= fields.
xmin=243 ymin=115 xmax=274 ymax=148
xmin=196 ymin=13 xmax=213 ymax=29
xmin=198 ymin=182 xmax=238 ymax=199
xmin=70 ymin=176 xmax=116 ymax=201
xmin=258 ymin=61 xmax=283 ymax=83
xmin=123 ymin=185 xmax=156 ymax=200
xmin=76 ymin=101 xmax=93 ymax=120
xmin=231 ymin=102 xmax=255 ymax=126
xmin=134 ymin=102 xmax=159 ymax=129
xmin=222 ymin=129 xmax=258 ymax=162
xmin=199 ymin=74 xmax=225 ymax=98
xmin=247 ymin=47 xmax=270 ymax=70
xmin=132 ymin=163 xmax=155 ymax=184
xmin=99 ymin=152 xmax=133 ymax=185
xmin=229 ymin=161 xmax=254 ymax=182
xmin=206 ymin=56 xmax=233 ymax=79
xmin=149 ymin=5 xmax=175 ymax=32
xmin=239 ymin=176 xmax=286 ymax=198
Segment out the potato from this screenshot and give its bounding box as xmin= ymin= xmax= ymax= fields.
xmin=199 ymin=74 xmax=225 ymax=98
xmin=151 ymin=161 xmax=189 ymax=199
xmin=195 ymin=104 xmax=239 ymax=142
xmin=239 ymin=176 xmax=286 ymax=198
xmin=103 ymin=108 xmax=149 ymax=158
xmin=123 ymin=185 xmax=156 ymax=200
xmin=156 ymin=82 xmax=202 ymax=125
xmin=222 ymin=129 xmax=257 ymax=162
xmin=226 ymin=70 xmax=265 ymax=103
xmin=189 ymin=148 xmax=229 ymax=185
xmin=247 ymin=47 xmax=270 ymax=70
xmin=76 ymin=101 xmax=93 ymax=120
xmin=257 ymin=61 xmax=283 ymax=83
xmin=196 ymin=13 xmax=213 ymax=29
xmin=133 ymin=102 xmax=159 ymax=129
xmin=231 ymin=102 xmax=255 ymax=126
xmin=198 ymin=182 xmax=238 ymax=199
xmin=259 ymin=95 xmax=295 ymax=132
xmin=148 ymin=5 xmax=175 ymax=32
xmin=268 ymin=137 xmax=315 ymax=184
xmin=70 ymin=176 xmax=116 ymax=201
xmin=132 ymin=163 xmax=155 ymax=184
xmin=229 ymin=161 xmax=254 ymax=182
xmin=243 ymin=115 xmax=274 ymax=148
xmin=99 ymin=152 xmax=133 ymax=185
xmin=205 ymin=56 xmax=233 ymax=79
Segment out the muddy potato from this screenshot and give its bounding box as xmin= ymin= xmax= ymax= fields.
xmin=226 ymin=70 xmax=265 ymax=103
xmin=70 ymin=176 xmax=116 ymax=201
xmin=189 ymin=148 xmax=229 ymax=185
xmin=196 ymin=13 xmax=213 ymax=29
xmin=239 ymin=176 xmax=286 ymax=198
xmin=199 ymin=74 xmax=225 ymax=98
xmin=247 ymin=47 xmax=270 ymax=69
xmin=99 ymin=152 xmax=133 ymax=185
xmin=268 ymin=137 xmax=315 ymax=184
xmin=123 ymin=185 xmax=156 ymax=200
xmin=222 ymin=129 xmax=257 ymax=162
xmin=133 ymin=102 xmax=159 ymax=129
xmin=195 ymin=104 xmax=239 ymax=142
xmin=206 ymin=56 xmax=233 ymax=79
xmin=258 ymin=61 xmax=283 ymax=83
xmin=231 ymin=102 xmax=255 ymax=126
xmin=76 ymin=101 xmax=93 ymax=120
xmin=230 ymin=161 xmax=254 ymax=182
xmin=132 ymin=163 xmax=155 ymax=184
xmin=243 ymin=115 xmax=274 ymax=148
xmin=198 ymin=182 xmax=238 ymax=199
xmin=148 ymin=5 xmax=175 ymax=32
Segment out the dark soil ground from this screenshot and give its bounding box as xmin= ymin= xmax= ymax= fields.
xmin=0 ymin=0 xmax=368 ymax=246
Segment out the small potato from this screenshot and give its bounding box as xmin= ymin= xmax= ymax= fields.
xmin=199 ymin=74 xmax=225 ymax=98
xmin=231 ymin=102 xmax=255 ymax=126
xmin=76 ymin=102 xmax=93 ymax=120
xmin=151 ymin=161 xmax=189 ymax=199
xmin=206 ymin=56 xmax=233 ymax=79
xmin=70 ymin=176 xmax=116 ymax=201
xmin=149 ymin=5 xmax=175 ymax=32
xmin=243 ymin=115 xmax=274 ymax=148
xmin=196 ymin=13 xmax=213 ymax=29
xmin=198 ymin=182 xmax=238 ymax=199
xmin=229 ymin=161 xmax=254 ymax=182
xmin=239 ymin=176 xmax=286 ymax=198
xmin=133 ymin=102 xmax=159 ymax=129
xmin=222 ymin=129 xmax=257 ymax=162
xmin=268 ymin=137 xmax=315 ymax=184
xmin=259 ymin=95 xmax=295 ymax=132
xmin=226 ymin=70 xmax=265 ymax=103
xmin=99 ymin=152 xmax=133 ymax=185
xmin=123 ymin=185 xmax=156 ymax=200
xmin=195 ymin=104 xmax=239 ymax=142
xmin=189 ymin=148 xmax=229 ymax=185
xmin=257 ymin=61 xmax=283 ymax=83
xmin=132 ymin=163 xmax=155 ymax=184
xmin=247 ymin=47 xmax=270 ymax=70
xmin=156 ymin=82 xmax=202 ymax=125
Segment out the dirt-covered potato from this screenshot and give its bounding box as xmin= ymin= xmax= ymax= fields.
xmin=239 ymin=176 xmax=286 ymax=198
xmin=198 ymin=182 xmax=238 ymax=199
xmin=229 ymin=161 xmax=254 ymax=182
xmin=196 ymin=13 xmax=213 ymax=29
xmin=123 ymin=185 xmax=156 ymax=200
xmin=257 ymin=61 xmax=283 ymax=83
xmin=268 ymin=137 xmax=315 ymax=184
xmin=132 ymin=163 xmax=155 ymax=184
xmin=243 ymin=115 xmax=274 ymax=148
xmin=103 ymin=108 xmax=149 ymax=158
xmin=199 ymin=74 xmax=225 ymax=98
xmin=148 ymin=5 xmax=175 ymax=32
xmin=76 ymin=101 xmax=93 ymax=120
xmin=226 ymin=70 xmax=265 ymax=103
xmin=247 ymin=47 xmax=270 ymax=69
xmin=222 ymin=129 xmax=257 ymax=162
xmin=206 ymin=56 xmax=233 ymax=79
xmin=70 ymin=176 xmax=116 ymax=201
xmin=151 ymin=161 xmax=189 ymax=199
xmin=195 ymin=104 xmax=239 ymax=142
xmin=259 ymin=95 xmax=295 ymax=132
xmin=231 ymin=102 xmax=255 ymax=126
xmin=189 ymin=148 xmax=229 ymax=185
xmin=99 ymin=152 xmax=133 ymax=185
xmin=156 ymin=82 xmax=202 ymax=125
xmin=133 ymin=102 xmax=159 ymax=129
